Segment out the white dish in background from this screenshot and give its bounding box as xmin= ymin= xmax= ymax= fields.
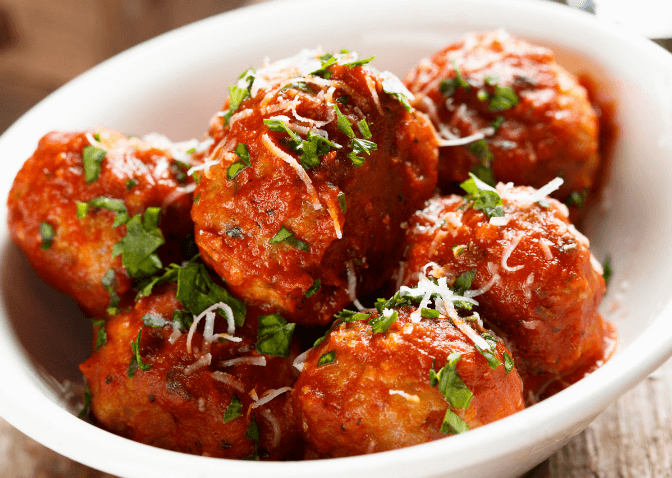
xmin=1 ymin=0 xmax=672 ymax=477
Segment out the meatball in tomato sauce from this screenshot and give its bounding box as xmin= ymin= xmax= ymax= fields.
xmin=397 ymin=179 xmax=615 ymax=399
xmin=7 ymin=129 xmax=204 ymax=318
xmin=405 ymin=30 xmax=601 ymax=220
xmin=191 ymin=50 xmax=439 ymax=326
xmin=293 ymin=300 xmax=524 ymax=458
xmin=80 ymin=281 xmax=300 ymax=460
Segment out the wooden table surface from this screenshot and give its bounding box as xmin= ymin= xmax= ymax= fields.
xmin=2 ymin=1 xmax=672 ymax=477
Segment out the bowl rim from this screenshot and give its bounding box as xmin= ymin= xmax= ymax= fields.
xmin=2 ymin=0 xmax=672 ymax=476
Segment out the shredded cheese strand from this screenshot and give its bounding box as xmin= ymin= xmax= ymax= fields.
xmin=249 ymin=387 xmax=292 ymax=409
xmin=261 ymin=133 xmax=322 ymax=210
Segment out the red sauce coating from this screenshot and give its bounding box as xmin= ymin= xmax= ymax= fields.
xmin=6 ymin=129 xmax=201 ymax=317
xmin=292 ymin=306 xmax=524 ymax=457
xmin=397 ymin=186 xmax=615 ymax=399
xmin=79 ymin=284 xmax=300 ymax=460
xmin=192 ymin=52 xmax=438 ymax=326
xmin=404 ymin=30 xmax=601 ymax=221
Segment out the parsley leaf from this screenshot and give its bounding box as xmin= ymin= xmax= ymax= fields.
xmin=310 ymin=53 xmax=338 ymax=78
xmin=82 ymin=145 xmax=107 ymax=184
xmin=489 ymin=85 xmax=519 ymax=112
xmin=256 ymin=313 xmax=295 ymax=358
xmin=176 ymin=261 xmax=246 ymax=327
xmin=357 ymin=119 xmax=372 ymax=139
xmin=381 ymin=73 xmax=413 ymax=112
xmin=91 ymin=318 xmax=107 ymax=351
xmin=244 ymin=418 xmax=261 ymax=460
xmin=112 ymin=208 xmax=164 ymax=279
xmin=313 ymin=310 xmax=370 ymax=347
xmin=475 ymin=333 xmax=502 ymax=370
xmin=565 ymin=190 xmax=587 ymax=208
xmin=341 ymin=56 xmax=375 ymax=68
xmin=128 ymin=329 xmax=150 ymax=378
xmin=504 ymin=352 xmax=514 ymax=374
xmin=222 ymin=395 xmax=243 ymax=423
xmin=39 ymin=222 xmax=54 ymax=250
xmin=333 ymin=104 xmax=355 ymax=138
xmin=101 ymin=269 xmax=120 ymax=315
xmin=460 ymin=173 xmax=505 ymax=219
xmin=87 ymin=196 xmax=130 ymax=227
xmin=337 ymin=192 xmax=347 ymax=212
xmin=317 ymin=350 xmax=336 ymax=367
xmin=430 ymin=352 xmax=474 ymax=409
xmin=467 ymin=140 xmax=496 ymax=187
xmin=264 ymin=118 xmax=301 ymax=144
xmin=439 ymin=61 xmax=470 ymax=97
xmin=369 ymin=309 xmax=399 ymax=333
xmin=77 ymin=385 xmax=92 ymax=419
xmin=227 ymin=143 xmax=252 ymax=180
xmin=421 ymin=308 xmax=441 ymax=319
xmin=603 ymin=256 xmax=612 ymax=286
xmin=223 ymin=68 xmax=255 ymax=125
xmin=305 ymin=279 xmax=321 ymax=298
xmin=269 ymin=225 xmax=309 ymax=251
xmin=440 ymin=408 xmax=469 ymax=434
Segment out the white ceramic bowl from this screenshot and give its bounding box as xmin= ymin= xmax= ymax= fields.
xmin=1 ymin=1 xmax=672 ymax=477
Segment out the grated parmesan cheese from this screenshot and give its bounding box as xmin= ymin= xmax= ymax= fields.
xmin=502 ymin=231 xmax=525 ymax=272
xmin=220 ymin=356 xmax=267 ymax=368
xmin=389 ymin=389 xmax=420 ymax=403
xmin=249 ymin=387 xmax=292 ymax=409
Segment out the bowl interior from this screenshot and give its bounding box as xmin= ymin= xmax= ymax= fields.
xmin=1 ymin=1 xmax=672 ymax=478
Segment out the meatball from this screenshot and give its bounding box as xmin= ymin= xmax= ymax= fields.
xmin=79 ymin=282 xmax=300 ymax=460
xmin=7 ymin=128 xmax=204 ymax=317
xmin=404 ymin=30 xmax=601 ymax=217
xmin=397 ymin=180 xmax=615 ymax=399
xmin=292 ymin=303 xmax=524 ymax=458
xmin=191 ymin=50 xmax=439 ymax=326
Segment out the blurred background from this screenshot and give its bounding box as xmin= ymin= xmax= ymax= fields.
xmin=0 ymin=0 xmax=671 ymax=477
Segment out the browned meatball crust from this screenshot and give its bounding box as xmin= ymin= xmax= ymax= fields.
xmin=293 ymin=306 xmax=524 ymax=457
xmin=80 ymin=283 xmax=300 ymax=460
xmin=191 ymin=51 xmax=438 ymax=326
xmin=397 ymin=182 xmax=615 ymax=398
xmin=404 ymin=30 xmax=600 ymax=215
xmin=7 ymin=128 xmax=204 ymax=317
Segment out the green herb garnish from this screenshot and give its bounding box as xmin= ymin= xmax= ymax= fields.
xmin=77 ymin=385 xmax=92 ymax=419
xmin=92 ymin=318 xmax=107 ymax=351
xmin=305 ymin=279 xmax=321 ymax=298
xmin=101 ymin=269 xmax=120 ymax=315
xmin=112 ymin=208 xmax=164 ymax=278
xmin=489 ymin=85 xmax=519 ymax=112
xmin=430 ymin=353 xmax=474 ymax=409
xmin=504 ymin=352 xmax=514 ymax=374
xmin=603 ymin=256 xmax=612 ymax=286
xmin=128 ymin=329 xmax=150 ymax=378
xmin=337 ymin=192 xmax=347 ymax=212
xmin=82 ymin=145 xmax=107 ymax=184
xmin=39 ymin=222 xmax=54 ymax=250
xmin=317 ymin=350 xmax=336 ymax=367
xmin=460 ymin=173 xmax=504 ymax=219
xmin=256 ymin=313 xmax=295 ymax=357
xmin=222 ymin=395 xmax=243 ymax=423
xmin=333 ymin=104 xmax=355 ymax=138
xmin=440 ymin=408 xmax=469 ymax=434
xmin=269 ymin=225 xmax=309 ymax=251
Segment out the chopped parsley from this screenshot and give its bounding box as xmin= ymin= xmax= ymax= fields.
xmin=430 ymin=353 xmax=473 ymax=409
xmin=357 ymin=119 xmax=372 ymax=139
xmin=421 ymin=308 xmax=441 ymax=319
xmin=222 ymin=68 xmax=255 ymax=125
xmin=565 ymin=190 xmax=587 ymax=208
xmin=176 ymin=260 xmax=246 ymax=327
xmin=256 ymin=313 xmax=295 ymax=357
xmin=504 ymin=352 xmax=515 ymax=374
xmin=269 ymin=225 xmax=309 ymax=251
xmin=460 ymin=173 xmax=505 ymax=219
xmin=112 ymin=207 xmax=164 ymax=278
xmin=333 ymin=104 xmax=355 ymax=138
xmin=82 ymin=145 xmax=107 ymax=184
xmin=467 ymin=140 xmax=496 ymax=187
xmin=369 ymin=309 xmax=399 ymax=333
xmin=317 ymin=350 xmax=336 ymax=367
xmin=77 ymin=385 xmax=92 ymax=419
xmin=101 ymin=269 xmax=120 ymax=316
xmin=440 ymin=408 xmax=469 ymax=434
xmin=603 ymin=256 xmax=612 ymax=286
xmin=265 ymin=118 xmax=338 ymax=170
xmin=244 ymin=418 xmax=261 ymax=460
xmin=381 ymin=73 xmax=413 ymax=112
xmin=348 ymin=138 xmax=377 ymax=166
xmin=84 ymin=196 xmax=130 ymax=227
xmin=475 ymin=333 xmax=502 ymax=370
xmin=91 ymin=318 xmax=107 ymax=351
xmin=439 ymin=61 xmax=470 ymax=97
xmin=128 ymin=329 xmax=151 ymax=378
xmin=489 ymin=85 xmax=519 ymax=112
xmin=337 ymin=192 xmax=347 ymax=212
xmin=227 ymin=143 xmax=252 ymax=180
xmin=313 ymin=310 xmax=371 ymax=347
xmin=491 ymin=116 xmax=505 ymax=132
xmin=222 ymin=395 xmax=243 ymax=423
xmin=39 ymin=222 xmax=54 ymax=250
xmin=310 ymin=53 xmax=339 ymax=78
xmin=341 ymin=56 xmax=375 ymax=68
xmin=125 ymin=178 xmax=138 ymax=190
xmin=305 ymin=279 xmax=321 ymax=298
